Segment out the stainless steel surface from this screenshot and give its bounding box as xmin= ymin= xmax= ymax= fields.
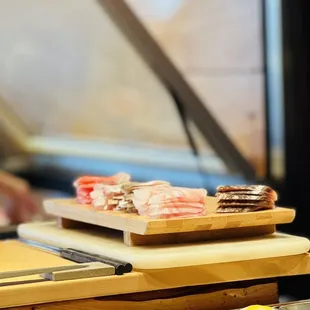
xmin=19 ymin=238 xmax=61 ymax=255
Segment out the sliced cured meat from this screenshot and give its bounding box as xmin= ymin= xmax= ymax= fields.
xmin=76 ymin=196 xmax=92 ymax=204
xmin=76 ymin=184 xmax=94 ymax=204
xmin=91 ymin=196 xmax=107 ymax=208
xmin=216 ymin=193 xmax=274 ymax=202
xmin=218 ymin=201 xmax=274 ymax=209
xmin=146 ymin=210 xmax=206 ymax=219
xmin=116 ymin=181 xmax=171 ymax=213
xmin=216 ymin=206 xmax=264 ymax=213
xmin=77 ymin=183 xmax=96 ymax=189
xmin=75 ymin=185 xmax=94 ymax=205
xmin=217 ymin=200 xmax=274 ymax=209
xmin=216 ymin=185 xmax=278 ymax=201
xmin=216 ymin=190 xmax=277 ymax=198
xmin=92 ymin=197 xmax=119 ymax=210
xmin=148 ymin=188 xmax=206 ymax=205
xmin=141 ymin=205 xmax=206 ymax=216
xmin=121 ymin=180 xmax=170 ymax=192
xmin=73 ymin=173 xmax=131 ymax=206
xmin=74 ymin=175 xmax=208 ymax=219
xmin=116 ymin=201 xmax=138 ymax=213
xmin=217 ymin=185 xmax=271 ymax=192
xmin=86 ymin=180 xmax=169 ymax=211
xmin=132 ymin=187 xmax=207 ymax=219
xmin=93 ymin=183 xmax=123 ymax=194
xmin=133 ymin=187 xmax=206 ymax=205
xmin=116 ymin=193 xmax=137 ymax=212
xmin=73 ymin=172 xmax=131 ymax=187
xmin=215 ymin=184 xmax=277 ymax=213
xmin=123 ymin=182 xmax=169 ymax=194
xmin=90 ymin=186 xmax=123 ymax=210
xmin=91 ymin=184 xmax=123 ymax=202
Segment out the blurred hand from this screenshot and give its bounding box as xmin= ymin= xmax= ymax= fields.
xmin=0 ymin=170 xmax=39 ymax=223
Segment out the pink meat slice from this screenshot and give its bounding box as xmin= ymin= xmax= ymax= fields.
xmin=146 ymin=208 xmax=206 ymax=219
xmin=132 ymin=187 xmax=207 ymax=219
xmin=73 ymin=172 xmax=131 ymax=187
xmin=91 ymin=184 xmax=123 ymax=200
xmin=76 ymin=185 xmax=93 ymax=203
xmin=137 ymin=203 xmax=205 ymax=216
xmin=132 ymin=187 xmax=168 ymax=207
xmin=133 ymin=187 xmax=206 ymax=204
xmin=143 ymin=205 xmax=205 ymax=215
xmin=74 ymin=173 xmax=130 ymax=205
xmin=149 ymin=192 xmax=206 ymax=205
xmin=76 ymin=197 xmax=92 ymax=204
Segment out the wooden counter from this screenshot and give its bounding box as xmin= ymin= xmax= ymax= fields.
xmin=1 ymin=240 xmax=310 ymax=309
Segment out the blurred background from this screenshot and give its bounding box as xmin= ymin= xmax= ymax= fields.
xmin=0 ymin=0 xmax=309 ymax=298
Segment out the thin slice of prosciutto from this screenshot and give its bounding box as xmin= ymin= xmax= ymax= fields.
xmin=73 ymin=173 xmax=131 ymax=205
xmin=73 ymin=172 xmax=131 ymax=187
xmin=132 ymin=187 xmax=207 ymax=219
xmin=216 ymin=185 xmax=278 ymax=201
xmin=215 ymin=184 xmax=277 ymax=213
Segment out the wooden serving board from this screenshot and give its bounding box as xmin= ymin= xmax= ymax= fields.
xmin=17 ymin=222 xmax=310 ymax=269
xmin=43 ymin=198 xmax=296 ymax=246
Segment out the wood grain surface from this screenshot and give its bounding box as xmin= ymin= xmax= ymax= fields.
xmin=123 ymin=225 xmax=276 ymax=246
xmin=3 ymin=281 xmax=278 ymax=310
xmin=1 ymin=240 xmax=310 ymax=308
xmin=43 ymin=198 xmax=295 ymax=235
xmin=57 ymin=218 xmax=276 ymax=246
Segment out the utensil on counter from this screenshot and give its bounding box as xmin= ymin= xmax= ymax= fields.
xmin=19 ymin=239 xmax=132 ymax=275
xmin=0 ymin=262 xmax=114 ymax=281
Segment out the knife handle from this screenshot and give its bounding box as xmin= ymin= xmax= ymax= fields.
xmin=68 ymin=248 xmax=133 ymax=273
xmin=60 ymin=249 xmax=125 ymax=275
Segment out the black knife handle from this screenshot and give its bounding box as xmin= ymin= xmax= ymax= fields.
xmin=68 ymin=248 xmax=133 ymax=273
xmin=60 ymin=249 xmax=125 ymax=275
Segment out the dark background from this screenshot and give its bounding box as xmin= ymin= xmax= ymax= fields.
xmin=268 ymin=0 xmax=310 ymax=298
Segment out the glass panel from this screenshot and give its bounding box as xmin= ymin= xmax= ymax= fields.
xmin=128 ymin=0 xmax=266 ymax=176
xmin=0 ymin=0 xmax=265 ymax=177
xmin=0 ymin=0 xmax=197 ymax=151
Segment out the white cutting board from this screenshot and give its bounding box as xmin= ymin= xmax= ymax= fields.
xmin=18 ymin=222 xmax=310 ymax=270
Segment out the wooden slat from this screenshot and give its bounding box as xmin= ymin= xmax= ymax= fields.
xmin=57 ymin=218 xmax=276 ymax=246
xmin=44 ymin=198 xmax=295 ymax=235
xmin=123 ymin=225 xmax=276 ymax=246
xmin=4 ymin=281 xmax=278 ymax=310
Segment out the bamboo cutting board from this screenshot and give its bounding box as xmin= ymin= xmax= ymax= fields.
xmin=43 ymin=198 xmax=295 ymax=235
xmin=18 ymin=221 xmax=310 ymax=269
